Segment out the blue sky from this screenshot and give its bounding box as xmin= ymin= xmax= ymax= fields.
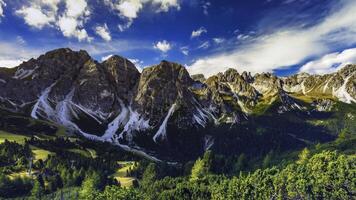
xmin=0 ymin=0 xmax=356 ymax=77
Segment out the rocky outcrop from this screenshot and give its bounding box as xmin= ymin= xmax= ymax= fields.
xmin=133 ymin=61 xmax=194 ymax=124
xmin=102 ymin=55 xmax=140 ymax=103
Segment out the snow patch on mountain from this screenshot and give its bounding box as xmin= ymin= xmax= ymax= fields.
xmin=333 ymin=73 xmax=356 ymax=104
xmin=70 ymin=102 xmax=105 ymax=124
xmin=193 ymin=106 xmax=209 ymax=127
xmin=31 ymin=82 xmax=57 ymax=119
xmin=153 ymin=103 xmax=176 ymax=143
xmin=102 ymin=102 xmax=129 ymax=140
xmin=323 ymin=76 xmax=333 ymax=93
xmin=13 ymin=66 xmax=39 ymax=79
xmin=119 ymin=107 xmax=150 ymax=140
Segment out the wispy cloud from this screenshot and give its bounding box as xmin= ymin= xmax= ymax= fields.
xmin=188 ymin=0 xmax=356 ymax=76
xmin=299 ymin=48 xmax=356 ymax=74
xmin=180 ymin=46 xmax=189 ymax=55
xmin=191 ymin=27 xmax=207 ymax=38
xmin=213 ymin=37 xmax=225 ymax=44
xmin=197 ymin=41 xmax=210 ymax=49
xmin=202 ymin=1 xmax=211 ymax=15
xmin=104 ymin=0 xmax=180 ymax=32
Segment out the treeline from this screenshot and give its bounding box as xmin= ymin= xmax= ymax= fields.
xmin=81 ymin=150 xmax=355 ymax=200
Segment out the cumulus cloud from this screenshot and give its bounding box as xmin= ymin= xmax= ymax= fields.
xmin=0 ymin=0 xmax=6 ymax=19
xmin=299 ymin=48 xmax=356 ymax=74
xmin=153 ymin=40 xmax=171 ymax=53
xmin=188 ymin=0 xmax=356 ymax=77
xmin=104 ymin=0 xmax=180 ymax=31
xmin=95 ymin=24 xmax=112 ymax=41
xmin=152 ymin=0 xmax=180 ymax=12
xmin=16 ymin=0 xmax=92 ymax=42
xmin=191 ymin=27 xmax=207 ymax=38
xmin=58 ymin=0 xmax=92 ymax=42
xmin=16 ymin=1 xmax=58 ymax=29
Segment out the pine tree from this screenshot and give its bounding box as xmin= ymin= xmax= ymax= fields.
xmin=31 ymin=179 xmax=44 ymax=199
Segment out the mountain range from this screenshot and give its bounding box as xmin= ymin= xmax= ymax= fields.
xmin=0 ymin=48 xmax=355 ymax=161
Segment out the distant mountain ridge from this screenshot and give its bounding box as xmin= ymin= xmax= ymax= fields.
xmin=0 ymin=48 xmax=355 ymax=161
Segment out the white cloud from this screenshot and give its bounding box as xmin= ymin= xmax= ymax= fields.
xmin=16 ymin=0 xmax=92 ymax=42
xmin=188 ymin=0 xmax=356 ymax=76
xmin=154 ymin=40 xmax=171 ymax=53
xmin=101 ymin=54 xmax=113 ymax=61
xmin=152 ymin=0 xmax=180 ymax=12
xmin=118 ymin=21 xmax=133 ymax=31
xmin=191 ymin=27 xmax=207 ymax=38
xmin=16 ymin=4 xmax=56 ymax=28
xmin=104 ymin=0 xmax=180 ymax=31
xmin=299 ymin=48 xmax=356 ymax=74
xmin=180 ymin=46 xmax=189 ymax=55
xmin=213 ymin=37 xmax=225 ymax=44
xmin=236 ymin=34 xmax=250 ymax=40
xmin=197 ymin=41 xmax=210 ymax=49
xmin=117 ymin=0 xmax=143 ymax=19
xmin=95 ymin=24 xmax=112 ymax=41
xmin=16 ymin=36 xmax=26 ymax=45
xmin=129 ymin=58 xmax=144 ymax=72
xmin=0 ymin=60 xmax=24 ymax=68
xmin=58 ymin=0 xmax=92 ymax=42
xmin=0 ymin=40 xmax=44 ymax=68
xmin=202 ymin=1 xmax=211 ymax=15
xmin=0 ymin=0 xmax=6 ymax=19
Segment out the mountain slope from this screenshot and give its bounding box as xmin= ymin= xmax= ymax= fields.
xmin=0 ymin=48 xmax=355 ymax=161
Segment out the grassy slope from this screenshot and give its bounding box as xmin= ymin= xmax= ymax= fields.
xmin=0 ymin=131 xmax=29 ymax=144
xmin=112 ymin=161 xmax=137 ymax=188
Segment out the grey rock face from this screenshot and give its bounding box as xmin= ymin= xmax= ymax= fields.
xmin=133 ymin=61 xmax=195 ymax=126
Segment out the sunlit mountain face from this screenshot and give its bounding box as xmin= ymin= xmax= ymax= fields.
xmin=0 ymin=1 xmax=356 ymax=200
xmin=1 ymin=0 xmax=356 ymax=77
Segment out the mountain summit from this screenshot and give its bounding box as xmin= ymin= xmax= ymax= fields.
xmin=0 ymin=48 xmax=355 ymax=161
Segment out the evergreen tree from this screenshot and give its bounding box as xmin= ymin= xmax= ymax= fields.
xmin=190 ymin=151 xmax=213 ymax=181
xmin=31 ymin=179 xmax=44 ymax=199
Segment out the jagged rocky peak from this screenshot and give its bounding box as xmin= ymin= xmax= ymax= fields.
xmin=252 ymin=72 xmax=282 ymax=95
xmin=133 ymin=60 xmax=194 ymax=125
xmin=0 ymin=48 xmax=92 ymax=104
xmin=102 ymin=55 xmax=140 ymax=102
xmin=338 ymin=64 xmax=356 ymax=77
xmin=241 ymin=71 xmax=253 ymax=83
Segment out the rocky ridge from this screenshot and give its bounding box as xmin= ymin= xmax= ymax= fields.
xmin=0 ymin=48 xmax=355 ymax=160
